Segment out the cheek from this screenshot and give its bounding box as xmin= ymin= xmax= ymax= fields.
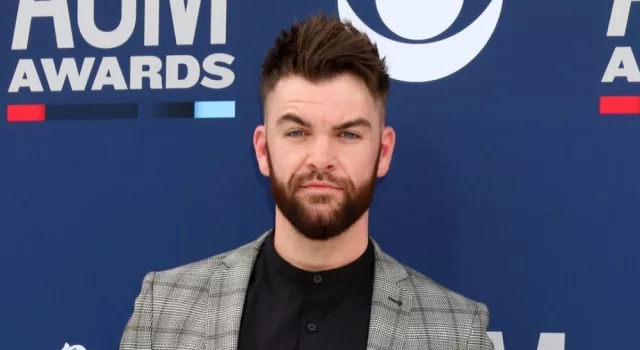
xmin=270 ymin=148 xmax=306 ymax=180
xmin=339 ymin=149 xmax=377 ymax=182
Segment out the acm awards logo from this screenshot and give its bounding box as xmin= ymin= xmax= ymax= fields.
xmin=336 ymin=0 xmax=503 ymax=83
xmin=5 ymin=0 xmax=235 ymax=122
xmin=8 ymin=0 xmax=234 ymax=93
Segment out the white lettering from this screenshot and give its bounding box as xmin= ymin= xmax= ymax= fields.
xmin=130 ymin=56 xmax=163 ymax=90
xmin=12 ymin=0 xmax=228 ymax=49
xmin=537 ymin=333 xmax=565 ymax=350
xmin=61 ymin=343 xmax=87 ymax=350
xmin=201 ymin=53 xmax=235 ymax=89
xmin=9 ymin=54 xmax=235 ymax=92
xmin=12 ymin=0 xmax=74 ymax=50
xmin=144 ymin=0 xmax=161 ymax=46
xmin=608 ymin=0 xmax=640 ymax=36
xmin=78 ymin=0 xmax=136 ymax=49
xmin=8 ymin=59 xmax=44 ymax=92
xmin=91 ymin=57 xmax=128 ymax=90
xmin=211 ymin=0 xmax=227 ymax=44
xmin=166 ymin=55 xmax=200 ymax=89
xmin=41 ymin=57 xmax=95 ymax=91
xmin=602 ymin=46 xmax=640 ymax=82
xmin=488 ymin=332 xmax=565 ymax=350
xmin=170 ymin=0 xmax=202 ymax=46
xmin=488 ymin=332 xmax=505 ymax=350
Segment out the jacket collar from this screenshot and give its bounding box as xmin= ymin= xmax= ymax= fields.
xmin=206 ymin=229 xmax=411 ymax=350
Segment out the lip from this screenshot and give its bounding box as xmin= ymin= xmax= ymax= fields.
xmin=301 ymin=182 xmax=341 ymax=189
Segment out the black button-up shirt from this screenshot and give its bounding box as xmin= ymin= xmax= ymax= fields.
xmin=237 ymin=230 xmax=375 ymax=350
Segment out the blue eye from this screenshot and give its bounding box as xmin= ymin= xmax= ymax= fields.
xmin=342 ymin=132 xmax=360 ymax=139
xmin=286 ymin=130 xmax=306 ymax=137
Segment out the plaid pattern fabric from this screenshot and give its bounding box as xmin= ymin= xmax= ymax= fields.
xmin=119 ymin=230 xmax=494 ymax=350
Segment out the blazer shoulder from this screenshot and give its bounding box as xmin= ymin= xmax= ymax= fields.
xmin=151 ymin=233 xmax=266 ymax=281
xmin=403 ymin=265 xmax=487 ymax=314
xmin=119 ymin=252 xmax=233 ymax=350
xmin=152 ymin=249 xmax=233 ymax=281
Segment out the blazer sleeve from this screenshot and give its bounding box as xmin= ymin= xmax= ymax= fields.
xmin=119 ymin=271 xmax=155 ymax=350
xmin=466 ymin=302 xmax=494 ymax=350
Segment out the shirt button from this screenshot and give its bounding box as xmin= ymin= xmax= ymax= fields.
xmin=306 ymin=322 xmax=317 ymax=332
xmin=313 ymin=275 xmax=322 ymax=284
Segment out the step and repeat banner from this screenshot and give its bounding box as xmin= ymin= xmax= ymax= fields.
xmin=1 ymin=0 xmax=639 ymax=349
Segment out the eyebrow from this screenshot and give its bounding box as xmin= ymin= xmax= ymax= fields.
xmin=275 ymin=113 xmax=372 ymax=131
xmin=332 ymin=117 xmax=372 ymax=131
xmin=276 ymin=113 xmax=311 ymax=128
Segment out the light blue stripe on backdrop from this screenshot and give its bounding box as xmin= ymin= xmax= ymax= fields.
xmin=194 ymin=101 xmax=236 ymax=118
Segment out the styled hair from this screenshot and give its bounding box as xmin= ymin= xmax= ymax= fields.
xmin=259 ymin=12 xmax=390 ymax=120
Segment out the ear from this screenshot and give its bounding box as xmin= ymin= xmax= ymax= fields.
xmin=376 ymin=126 xmax=396 ymax=178
xmin=253 ymin=124 xmax=270 ymax=177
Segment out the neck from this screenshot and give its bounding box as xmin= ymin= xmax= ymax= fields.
xmin=272 ymin=208 xmax=370 ymax=272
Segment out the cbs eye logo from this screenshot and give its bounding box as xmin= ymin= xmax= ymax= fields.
xmin=337 ymin=0 xmax=503 ymax=83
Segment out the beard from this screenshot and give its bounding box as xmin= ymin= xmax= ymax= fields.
xmin=267 ymin=144 xmax=380 ymax=241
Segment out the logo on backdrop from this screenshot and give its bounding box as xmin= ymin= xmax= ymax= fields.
xmin=600 ymin=0 xmax=640 ymax=115
xmin=337 ymin=0 xmax=503 ymax=83
xmin=6 ymin=0 xmax=234 ymax=122
xmin=488 ymin=332 xmax=565 ymax=350
xmin=9 ymin=0 xmax=233 ymax=93
xmin=61 ymin=343 xmax=86 ymax=350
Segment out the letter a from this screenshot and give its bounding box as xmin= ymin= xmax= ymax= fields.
xmin=12 ymin=0 xmax=74 ymax=50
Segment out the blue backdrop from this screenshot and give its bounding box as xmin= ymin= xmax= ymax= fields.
xmin=1 ymin=1 xmax=639 ymax=349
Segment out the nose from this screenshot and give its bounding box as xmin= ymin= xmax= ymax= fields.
xmin=305 ymin=135 xmax=337 ymax=172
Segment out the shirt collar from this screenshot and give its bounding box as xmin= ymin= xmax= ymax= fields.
xmin=261 ymin=229 xmax=375 ymax=285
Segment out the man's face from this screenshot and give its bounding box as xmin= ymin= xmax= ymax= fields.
xmin=254 ymin=74 xmax=395 ymax=241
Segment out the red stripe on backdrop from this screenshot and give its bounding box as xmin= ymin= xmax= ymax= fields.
xmin=7 ymin=104 xmax=46 ymax=122
xmin=600 ymin=96 xmax=640 ymax=115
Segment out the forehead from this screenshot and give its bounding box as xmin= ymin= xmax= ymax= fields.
xmin=265 ymin=74 xmax=378 ymax=124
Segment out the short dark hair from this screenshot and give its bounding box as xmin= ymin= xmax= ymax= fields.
xmin=259 ymin=12 xmax=390 ymax=121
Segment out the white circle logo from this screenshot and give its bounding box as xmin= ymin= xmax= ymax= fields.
xmin=337 ymin=0 xmax=504 ymax=82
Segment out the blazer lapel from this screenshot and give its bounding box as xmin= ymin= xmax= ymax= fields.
xmin=206 ymin=231 xmax=271 ymax=350
xmin=367 ymin=241 xmax=413 ymax=350
xmin=204 ymin=231 xmax=412 ymax=350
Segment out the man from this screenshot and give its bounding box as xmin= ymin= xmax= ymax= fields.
xmin=119 ymin=12 xmax=493 ymax=350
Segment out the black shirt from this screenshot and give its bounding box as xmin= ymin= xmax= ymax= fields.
xmin=237 ymin=230 xmax=375 ymax=350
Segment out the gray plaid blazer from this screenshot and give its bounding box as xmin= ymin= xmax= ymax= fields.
xmin=119 ymin=230 xmax=493 ymax=350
